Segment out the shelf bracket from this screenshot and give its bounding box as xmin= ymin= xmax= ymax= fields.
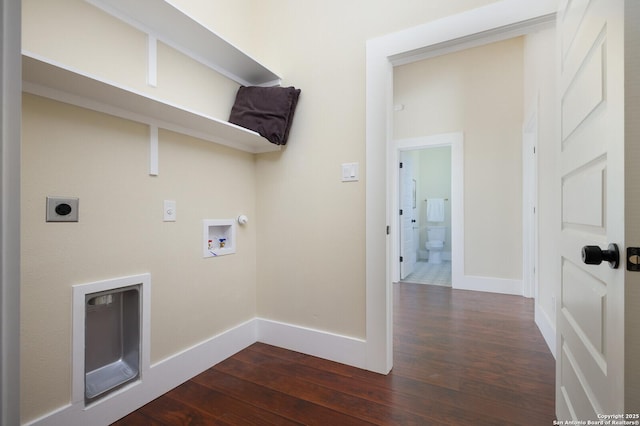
xmin=149 ymin=125 xmax=158 ymax=176
xmin=147 ymin=35 xmax=157 ymax=87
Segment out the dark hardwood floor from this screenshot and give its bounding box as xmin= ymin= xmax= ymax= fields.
xmin=113 ymin=283 xmax=556 ymax=425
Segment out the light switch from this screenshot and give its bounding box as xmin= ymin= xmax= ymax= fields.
xmin=163 ymin=200 xmax=176 ymax=222
xmin=341 ymin=162 xmax=359 ymax=182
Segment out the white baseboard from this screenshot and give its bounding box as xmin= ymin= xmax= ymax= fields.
xmin=535 ymin=303 xmax=556 ymax=358
xmin=27 ymin=317 xmax=367 ymax=426
xmin=454 ymin=274 xmax=523 ymax=296
xmin=256 ymin=318 xmax=367 ymax=369
xmin=26 ymin=319 xmax=257 ymax=426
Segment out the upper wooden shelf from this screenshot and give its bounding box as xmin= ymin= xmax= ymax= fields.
xmin=22 ymin=52 xmax=281 ymax=154
xmin=86 ymin=0 xmax=281 ymax=87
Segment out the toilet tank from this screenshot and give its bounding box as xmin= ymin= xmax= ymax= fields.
xmin=427 ymin=226 xmax=446 ymax=242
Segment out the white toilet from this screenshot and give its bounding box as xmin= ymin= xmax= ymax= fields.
xmin=425 ymin=226 xmax=446 ymax=264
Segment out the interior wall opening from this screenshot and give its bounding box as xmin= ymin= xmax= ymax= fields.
xmin=399 ymin=145 xmax=453 ymax=287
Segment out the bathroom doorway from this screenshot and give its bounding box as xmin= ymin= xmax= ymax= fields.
xmin=399 ymin=146 xmax=452 ymax=287
xmin=390 ymin=133 xmax=463 ymax=288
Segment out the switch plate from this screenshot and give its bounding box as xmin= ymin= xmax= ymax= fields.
xmin=46 ymin=197 xmax=79 ymax=222
xmin=163 ymin=200 xmax=176 ymax=222
xmin=341 ymin=162 xmax=359 ymax=182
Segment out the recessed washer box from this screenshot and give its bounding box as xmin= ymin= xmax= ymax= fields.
xmin=46 ymin=196 xmax=79 ymax=222
xmin=203 ymin=219 xmax=236 ymax=257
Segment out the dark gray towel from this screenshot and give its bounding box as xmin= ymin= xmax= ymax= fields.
xmin=229 ymin=85 xmax=301 ymax=145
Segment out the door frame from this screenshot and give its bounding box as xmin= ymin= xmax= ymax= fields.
xmin=398 ymin=150 xmax=417 ymax=280
xmin=522 ymin=98 xmax=539 ymax=299
xmin=1 ymin=0 xmax=22 ymax=423
xmin=391 ymin=134 xmax=463 ymax=286
xmin=365 ymin=0 xmax=558 ymax=374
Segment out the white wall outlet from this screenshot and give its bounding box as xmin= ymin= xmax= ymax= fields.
xmin=163 ymin=200 xmax=176 ymax=222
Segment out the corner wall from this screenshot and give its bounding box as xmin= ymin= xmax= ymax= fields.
xmin=247 ymin=0 xmax=499 ymax=338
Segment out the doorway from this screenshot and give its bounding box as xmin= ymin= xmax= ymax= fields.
xmin=390 ymin=133 xmax=464 ymax=289
xmin=364 ymin=1 xmax=557 ymax=374
xmin=399 ymin=146 xmax=453 ymax=287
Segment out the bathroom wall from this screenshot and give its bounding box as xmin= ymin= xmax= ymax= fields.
xmin=21 ymin=1 xmax=256 ymax=422
xmin=417 ymin=147 xmax=453 ymax=258
xmin=394 ymin=37 xmax=524 ymax=281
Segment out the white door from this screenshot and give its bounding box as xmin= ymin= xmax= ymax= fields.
xmin=399 ymin=154 xmax=416 ymax=279
xmin=556 ymin=0 xmax=626 ymax=419
xmin=523 ymin=113 xmax=538 ymax=299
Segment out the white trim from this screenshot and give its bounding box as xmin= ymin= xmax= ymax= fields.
xmin=391 ymin=133 xmax=463 ymax=288
xmin=522 ymin=95 xmax=539 ymax=299
xmin=1 ymin=0 xmax=22 ymax=423
xmin=146 ymin=35 xmax=157 ymax=87
xmin=455 ymin=275 xmax=523 ymax=296
xmin=365 ymin=0 xmax=558 ymax=374
xmin=535 ymin=302 xmax=556 ymax=358
xmin=27 ymin=317 xmax=256 ymax=426
xmin=256 ymin=318 xmax=367 ymax=368
xmin=26 ymin=316 xmax=367 ymax=425
xmin=149 ymin=125 xmax=158 ymax=176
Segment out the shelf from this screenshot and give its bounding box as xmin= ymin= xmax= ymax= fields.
xmin=22 ymin=52 xmax=281 ymax=154
xmin=86 ymin=0 xmax=281 ymax=87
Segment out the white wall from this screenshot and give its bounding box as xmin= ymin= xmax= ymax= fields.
xmin=523 ymin=27 xmax=558 ymax=355
xmin=394 ymin=37 xmax=524 ymax=281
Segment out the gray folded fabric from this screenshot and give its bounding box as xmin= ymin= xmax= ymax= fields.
xmin=229 ymin=85 xmax=301 ymax=145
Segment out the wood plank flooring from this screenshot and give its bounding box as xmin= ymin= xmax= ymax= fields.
xmin=113 ymin=283 xmax=556 ymax=425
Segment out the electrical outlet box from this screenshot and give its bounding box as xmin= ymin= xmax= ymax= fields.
xmin=46 ymin=197 xmax=79 ymax=222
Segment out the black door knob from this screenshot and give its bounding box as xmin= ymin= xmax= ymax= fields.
xmin=582 ymin=243 xmax=620 ymax=269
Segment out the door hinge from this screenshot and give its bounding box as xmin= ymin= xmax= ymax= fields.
xmin=400 ymin=256 xmax=404 ymax=262
xmin=399 ymin=162 xmax=403 ymax=168
xmin=386 ymin=225 xmax=390 ymax=235
xmin=533 ymin=146 xmax=536 ymax=154
xmin=399 ymin=209 xmax=403 ymax=215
